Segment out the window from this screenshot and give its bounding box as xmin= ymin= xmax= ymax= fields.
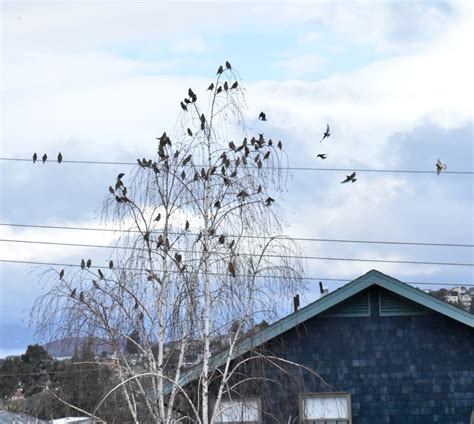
xmin=214 ymin=398 xmax=261 ymax=424
xmin=300 ymin=393 xmax=351 ymax=424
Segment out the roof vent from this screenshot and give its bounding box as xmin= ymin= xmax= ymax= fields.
xmin=379 ymin=290 xmax=431 ymax=316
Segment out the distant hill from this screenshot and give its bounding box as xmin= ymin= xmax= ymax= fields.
xmin=43 ymin=337 xmax=115 ymax=358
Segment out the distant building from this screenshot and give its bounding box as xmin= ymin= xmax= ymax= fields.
xmin=169 ymin=270 xmax=474 ymax=423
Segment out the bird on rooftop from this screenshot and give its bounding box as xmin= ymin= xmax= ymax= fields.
xmin=436 ymin=159 xmax=447 ymax=175
xmin=320 ymin=124 xmax=331 ymax=142
xmin=258 ymin=112 xmax=267 ymax=121
xmin=341 ymin=172 xmax=357 ymax=184
xmin=317 ymin=154 xmax=328 ymax=159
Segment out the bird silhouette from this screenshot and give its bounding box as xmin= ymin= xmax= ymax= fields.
xmin=109 ymin=186 xmax=114 ymax=195
xmin=188 ymin=88 xmax=196 ymax=98
xmin=184 ymin=98 xmax=191 ymax=104
xmin=258 ymin=112 xmax=267 ymax=121
xmin=218 ymin=235 xmax=225 ymax=244
xmin=98 ymin=269 xmax=105 ymax=279
xmin=231 ymin=81 xmax=238 ymax=89
xmin=217 ymin=65 xmax=224 ymax=74
xmin=180 ymin=102 xmax=188 ymax=111
xmin=154 ymin=213 xmax=161 ymax=222
xmin=216 ymin=86 xmax=223 ymax=94
xmin=181 ymin=170 xmax=186 ymax=180
xmin=436 ymin=159 xmax=447 ymax=175
xmin=71 ymin=288 xmax=76 ymax=298
xmin=225 ymin=61 xmax=232 ymax=70
xmin=117 ymin=173 xmax=125 ymax=180
xmin=257 ymin=185 xmax=262 ymax=194
xmin=185 ymin=220 xmax=190 ymax=231
xmin=86 ymin=259 xmax=92 ymax=268
xmin=79 ymin=292 xmax=84 ymax=302
xmin=229 ymin=141 xmax=236 ymax=150
xmin=224 ymin=81 xmax=229 ymax=91
xmin=42 ymin=154 xmax=47 ymax=163
xmin=214 ymin=200 xmax=221 ymax=209
xmin=80 ymin=259 xmax=85 ymax=270
xmin=341 ymin=172 xmax=357 ymax=183
xmin=33 ymin=153 xmax=37 ymax=163
xmin=237 ymin=190 xmax=249 ymax=199
xmin=263 ymin=151 xmax=270 ymax=160
xmin=109 ymin=260 xmax=113 ymax=269
xmin=182 ymin=154 xmax=192 ymax=166
xmin=277 ymin=141 xmax=283 ymax=150
xmin=265 ymin=197 xmax=275 ymax=206
xmin=93 ymin=280 xmax=99 ymax=289
xmin=59 ymin=269 xmax=64 ymax=280
xmin=57 ymin=153 xmax=63 ymax=163
xmin=317 ymin=154 xmax=328 ymax=159
xmin=207 ymin=83 xmax=214 ymax=91
xmin=320 ymin=124 xmax=330 ymax=142
xmin=228 ymin=262 xmax=236 ymax=277
xmin=174 ymin=253 xmax=182 ymax=263
xmin=187 ymin=128 xmax=193 ymax=137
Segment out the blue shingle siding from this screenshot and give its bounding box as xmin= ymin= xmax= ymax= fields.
xmin=237 ymin=286 xmax=474 ymax=423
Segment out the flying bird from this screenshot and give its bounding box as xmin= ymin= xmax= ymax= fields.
xmin=341 ymin=172 xmax=357 ymax=184
xmin=207 ymin=83 xmax=214 ymax=91
xmin=320 ymin=124 xmax=331 ymax=142
xmin=436 ymin=159 xmax=447 ymax=175
xmin=317 ymin=154 xmax=328 ymax=159
xmin=42 ymin=154 xmax=47 ymax=163
xmin=57 ymin=153 xmax=63 ymax=163
xmin=225 ymin=61 xmax=232 ymax=70
xmin=258 ymin=112 xmax=267 ymax=121
xmin=217 ymin=65 xmax=224 ymax=74
xmin=33 ymin=153 xmax=37 ymax=163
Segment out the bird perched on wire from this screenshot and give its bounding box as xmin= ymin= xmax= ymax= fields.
xmin=317 ymin=154 xmax=328 ymax=159
xmin=436 ymin=159 xmax=447 ymax=175
xmin=86 ymin=259 xmax=92 ymax=268
xmin=33 ymin=153 xmax=37 ymax=163
xmin=80 ymin=259 xmax=85 ymax=269
xmin=341 ymin=172 xmax=357 ymax=183
xmin=320 ymin=124 xmax=331 ymax=142
xmin=42 ymin=154 xmax=47 ymax=163
xmin=258 ymin=112 xmax=267 ymax=121
xmin=57 ymin=153 xmax=63 ymax=163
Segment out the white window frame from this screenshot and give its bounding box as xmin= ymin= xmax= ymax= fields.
xmin=212 ymin=397 xmax=262 ymax=424
xmin=299 ymin=392 xmax=352 ymax=424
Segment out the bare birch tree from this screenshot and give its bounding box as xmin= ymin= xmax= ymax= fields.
xmin=32 ymin=63 xmax=305 ymax=423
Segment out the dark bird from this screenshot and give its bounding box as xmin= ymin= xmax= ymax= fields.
xmin=237 ymin=190 xmax=249 ymax=199
xmin=184 ymin=98 xmax=191 ymax=104
xmin=93 ymin=280 xmax=99 ymax=289
xmin=182 ymin=154 xmax=192 ymax=166
xmin=187 ymin=128 xmax=193 ymax=137
xmin=42 ymin=154 xmax=47 ymax=163
xmin=258 ymin=112 xmax=267 ymax=121
xmin=320 ymin=124 xmax=331 ymax=142
xmin=341 ymin=172 xmax=357 ymax=184
xmin=33 ymin=153 xmax=37 ymax=163
xmin=217 ymin=65 xmax=224 ymax=74
xmin=115 ymin=195 xmax=123 ymax=203
xmin=180 ymin=102 xmax=188 ymax=111
xmin=265 ymin=197 xmax=275 ymax=206
xmin=154 ymin=213 xmax=161 ymax=222
xmin=201 ymin=122 xmax=206 ymax=131
xmin=188 ymin=88 xmax=196 ymax=98
xmin=57 ymin=152 xmax=63 ymax=163
xmin=224 ymin=81 xmax=229 ymax=91
xmin=194 ymin=171 xmax=199 ymax=181
xmin=228 ymin=261 xmax=236 ymax=277
xmin=79 ymin=292 xmax=84 ymax=302
xmin=257 ymin=185 xmax=262 ymax=194
xmin=86 ymin=259 xmax=91 ymax=268
xmin=109 ymin=260 xmax=113 ymax=269
xmin=70 ymin=288 xmax=76 ymax=298
xmin=207 ymin=83 xmax=214 ymax=91
xmin=174 ymin=253 xmax=182 ymax=263
xmin=181 ymin=170 xmax=186 ymax=180
xmin=200 ymin=113 xmax=206 ymax=123
xmin=229 ymin=141 xmax=236 ymax=150
xmin=436 ymin=159 xmax=447 ymax=175
xmin=109 ymin=186 xmax=114 ymax=195
xmin=156 ymin=235 xmax=164 ymax=248
xmin=231 ymin=81 xmax=238 ymax=89
xmin=117 ymin=173 xmax=125 ymax=180
xmin=174 ymin=150 xmax=180 ymax=159
xmin=216 ymin=86 xmax=223 ymax=94
xmin=317 ymin=154 xmax=328 ymax=159
xmin=218 ymin=235 xmax=225 ymax=244
xmin=214 ymin=200 xmax=221 ymax=209
xmin=228 ymin=239 xmax=235 ymax=249
xmin=185 ymin=220 xmax=190 ymax=231
xmin=98 ymin=269 xmax=105 ymax=279
xmin=263 ymin=151 xmax=270 ymax=160
xmin=80 ymin=259 xmax=85 ymax=270
xmin=225 ymin=61 xmax=232 ymax=70
xmin=59 ymin=269 xmax=64 ymax=280
xmin=277 ymin=141 xmax=283 ymax=150
xmin=134 ymin=300 xmax=139 ymax=310
xmin=197 ymin=232 xmax=202 ymax=242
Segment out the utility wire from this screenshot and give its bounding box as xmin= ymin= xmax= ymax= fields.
xmin=0 ymin=157 xmax=472 ymax=175
xmin=1 ymin=259 xmax=474 ymax=280
xmin=1 ymin=223 xmax=472 ymax=248
xmin=0 ymin=238 xmax=473 ymax=267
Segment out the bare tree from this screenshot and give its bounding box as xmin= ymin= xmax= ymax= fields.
xmin=32 ymin=63 xmax=305 ymax=423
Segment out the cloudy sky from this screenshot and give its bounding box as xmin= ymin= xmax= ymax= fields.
xmin=1 ymin=0 xmax=473 ymax=357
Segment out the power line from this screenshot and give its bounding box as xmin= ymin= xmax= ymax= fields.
xmin=1 ymin=157 xmax=472 ymax=175
xmin=0 ymin=238 xmax=473 ymax=267
xmin=1 ymin=223 xmax=472 ymax=248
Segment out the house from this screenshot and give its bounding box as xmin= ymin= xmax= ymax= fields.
xmin=172 ymin=270 xmax=474 ymax=424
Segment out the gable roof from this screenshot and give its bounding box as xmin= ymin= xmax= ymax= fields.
xmin=161 ymin=269 xmax=474 ymax=395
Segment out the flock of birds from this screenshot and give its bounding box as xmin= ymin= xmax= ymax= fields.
xmin=32 ymin=152 xmax=62 ymax=164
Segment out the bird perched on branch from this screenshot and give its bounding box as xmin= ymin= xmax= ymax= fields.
xmin=33 ymin=153 xmax=37 ymax=163
xmin=225 ymin=61 xmax=232 ymax=70
xmin=320 ymin=124 xmax=331 ymax=142
xmin=207 ymin=83 xmax=214 ymax=91
xmin=109 ymin=260 xmax=113 ymax=269
xmin=237 ymin=190 xmax=249 ymax=200
xmin=98 ymin=269 xmax=105 ymax=279
xmin=228 ymin=262 xmax=236 ymax=277
xmin=341 ymin=172 xmax=357 ymax=184
xmin=258 ymin=112 xmax=267 ymax=121
xmin=180 ymin=101 xmax=188 ymax=111
xmin=224 ymin=81 xmax=229 ymax=91
xmin=59 ymin=269 xmax=64 ymax=280
xmin=42 ymin=154 xmax=47 ymax=163
xmin=217 ymin=65 xmax=224 ymax=75
xmin=57 ymin=153 xmax=63 ymax=163
xmin=317 ymin=154 xmax=328 ymax=159
xmin=436 ymin=159 xmax=447 ymax=175
xmin=231 ymin=81 xmax=238 ymax=89
xmin=216 ymin=86 xmax=223 ymax=94
xmin=187 ymin=128 xmax=193 ymax=137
